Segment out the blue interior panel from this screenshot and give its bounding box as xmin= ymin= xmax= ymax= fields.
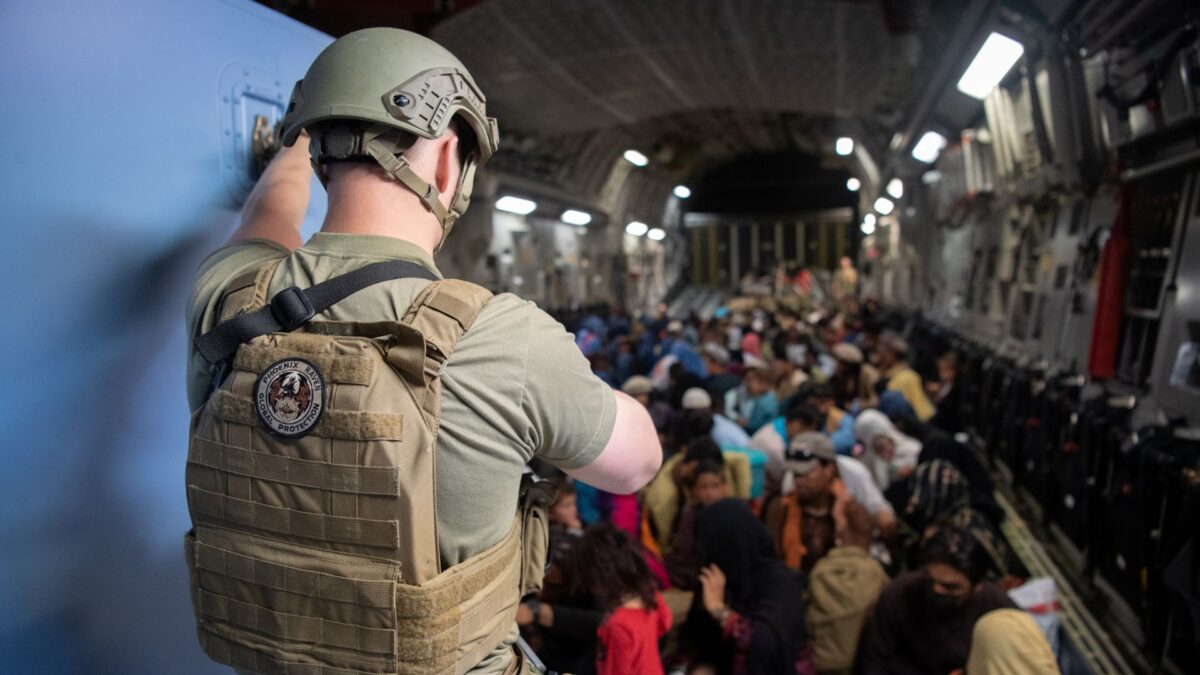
xmin=0 ymin=1 xmax=330 ymax=672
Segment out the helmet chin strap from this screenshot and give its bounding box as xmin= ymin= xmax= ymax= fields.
xmin=309 ymin=125 xmax=473 ymax=254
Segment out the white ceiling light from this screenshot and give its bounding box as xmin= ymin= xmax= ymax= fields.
xmin=623 ymin=149 xmax=649 ymax=167
xmin=911 ymin=131 xmax=947 ymax=163
xmin=673 ymin=185 xmax=692 ymax=199
xmin=846 ymin=177 xmax=861 ymax=192
xmin=626 ymin=221 xmax=649 ymax=236
xmin=861 ymin=220 xmax=876 ymax=235
xmin=957 ymin=32 xmax=1025 ymax=100
xmin=874 ymin=197 xmax=895 ymax=215
xmin=886 ymin=178 xmax=904 ymax=199
xmin=835 ymin=137 xmax=854 ymax=156
xmin=863 ymin=213 xmax=877 ymax=228
xmin=922 ymin=170 xmax=943 ymax=185
xmin=647 ymin=228 xmax=666 ymax=241
xmin=495 ymin=195 xmax=537 ymax=215
xmin=560 ymin=209 xmax=592 ymax=226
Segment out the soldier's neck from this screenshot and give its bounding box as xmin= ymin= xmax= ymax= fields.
xmin=321 ymin=172 xmax=440 ymax=256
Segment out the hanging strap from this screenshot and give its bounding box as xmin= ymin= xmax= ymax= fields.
xmin=194 ymin=259 xmax=439 ymax=365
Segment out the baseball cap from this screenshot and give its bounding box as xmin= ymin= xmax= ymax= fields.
xmin=832 ymin=343 xmax=864 ymax=364
xmin=785 ymin=432 xmax=836 ymax=475
xmin=703 ymin=343 xmax=730 ymax=365
xmin=681 ymin=387 xmax=713 ymax=410
xmin=621 ymin=375 xmax=652 ymax=396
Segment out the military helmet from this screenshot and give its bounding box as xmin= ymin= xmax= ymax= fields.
xmin=280 ymin=28 xmax=499 ymax=249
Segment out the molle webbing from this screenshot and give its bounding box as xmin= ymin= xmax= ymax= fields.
xmin=208 ymin=389 xmax=405 ymax=441
xmin=202 ymin=631 xmax=382 ymax=675
xmin=193 ymin=540 xmax=395 ymax=608
xmin=187 ymin=266 xmax=517 ymax=674
xmin=190 ymin=437 xmax=400 ymax=496
xmin=197 ymin=589 xmax=395 ymax=654
xmin=235 ymin=344 xmax=375 ymax=386
xmin=189 ymin=486 xmax=401 ymax=550
xmin=190 ymin=520 xmax=522 ymax=675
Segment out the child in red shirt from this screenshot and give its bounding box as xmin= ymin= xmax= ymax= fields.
xmin=573 ymin=524 xmax=673 ymax=675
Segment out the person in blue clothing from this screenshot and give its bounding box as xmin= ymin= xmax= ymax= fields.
xmin=680 ymin=387 xmax=751 ymax=449
xmin=661 ymin=320 xmax=707 ymax=379
xmin=797 ymin=382 xmax=857 ymax=456
xmin=727 ymin=361 xmax=778 ymax=434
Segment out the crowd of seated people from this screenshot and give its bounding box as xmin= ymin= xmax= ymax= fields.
xmin=521 ymin=299 xmax=1061 ymax=675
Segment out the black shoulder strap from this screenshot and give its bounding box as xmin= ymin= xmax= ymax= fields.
xmin=194 ymin=259 xmax=439 ymax=365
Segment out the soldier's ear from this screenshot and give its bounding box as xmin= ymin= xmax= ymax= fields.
xmin=434 ymin=132 xmax=460 ymax=199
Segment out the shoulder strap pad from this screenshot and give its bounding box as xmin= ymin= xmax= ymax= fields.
xmin=402 ymin=279 xmax=493 ymax=378
xmin=216 ymin=259 xmax=284 ymax=322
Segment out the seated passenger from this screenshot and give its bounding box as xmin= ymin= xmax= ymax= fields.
xmin=798 ymin=382 xmax=856 ymax=456
xmin=665 ymin=460 xmax=729 ymax=590
xmin=727 ymin=361 xmax=778 ymax=434
xmin=966 ymin=609 xmax=1061 ymax=675
xmin=853 ymin=409 xmax=921 ymax=490
xmin=763 ymin=433 xmax=871 ymax=573
xmin=918 ymin=433 xmax=1004 ymax=527
xmin=545 ymin=479 xmax=584 ymax=596
xmin=857 ymin=525 xmax=1016 ymax=675
xmin=829 ymin=342 xmax=879 ymax=411
xmin=702 ymin=344 xmax=743 ymax=406
xmin=572 ymin=525 xmax=672 ymax=675
xmin=755 ymin=405 xmax=896 ymax=537
xmin=519 ymin=480 xmax=605 ymax=674
xmin=927 ymin=350 xmax=964 ymax=434
xmin=642 ymin=438 xmax=750 ymax=553
xmin=771 ymin=343 xmax=810 ymax=404
xmin=681 ymin=387 xmax=751 ymax=448
xmin=681 ymin=499 xmax=811 ymax=674
xmin=624 ymin=374 xmax=675 ymax=441
xmin=806 ymin=503 xmax=889 ymax=673
xmin=872 ymin=332 xmax=935 ymax=422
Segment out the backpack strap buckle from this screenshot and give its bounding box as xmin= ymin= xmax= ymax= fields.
xmin=423 ymin=348 xmax=448 ymax=379
xmin=270 ymin=286 xmax=315 ymax=331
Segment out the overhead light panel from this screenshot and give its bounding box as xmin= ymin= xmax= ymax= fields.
xmin=874 ymin=197 xmax=894 ymax=215
xmin=623 ymin=149 xmax=649 ymax=167
xmin=863 ymin=213 xmax=876 ymax=228
xmin=846 ymin=177 xmax=861 ymax=192
xmin=911 ymin=131 xmax=947 ymax=163
xmin=673 ymin=185 xmax=692 ymax=199
xmin=861 ymin=220 xmax=876 ymax=235
xmin=957 ymin=32 xmax=1025 ymax=100
xmin=886 ymin=178 xmax=904 ymax=199
xmin=560 ymin=209 xmax=592 ymax=226
xmin=835 ymin=137 xmax=854 ymax=156
xmin=647 ymin=228 xmax=666 ymax=241
xmin=626 ymin=221 xmax=649 ymax=236
xmin=495 ymin=195 xmax=537 ymax=215
xmin=922 ymin=170 xmax=943 ymax=185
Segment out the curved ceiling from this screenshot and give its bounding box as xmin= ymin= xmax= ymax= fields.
xmin=257 ymin=0 xmax=975 ymax=211
xmin=431 ymin=0 xmax=951 ymax=182
xmin=434 ymin=0 xmax=924 ymax=136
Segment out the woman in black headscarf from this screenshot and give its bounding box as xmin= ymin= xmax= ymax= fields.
xmin=679 ymin=499 xmax=811 ymax=675
xmin=917 ymin=433 xmax=1004 ymax=527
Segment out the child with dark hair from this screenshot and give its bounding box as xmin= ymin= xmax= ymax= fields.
xmin=573 ymin=525 xmax=672 ymax=675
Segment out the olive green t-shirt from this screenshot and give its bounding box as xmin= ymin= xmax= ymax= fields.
xmin=186 ymin=232 xmax=617 ymax=569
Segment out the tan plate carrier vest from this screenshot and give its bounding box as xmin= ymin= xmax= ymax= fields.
xmin=186 ymin=261 xmax=553 ymax=675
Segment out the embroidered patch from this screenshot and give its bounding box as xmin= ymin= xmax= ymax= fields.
xmin=254 ymin=358 xmax=326 ymax=438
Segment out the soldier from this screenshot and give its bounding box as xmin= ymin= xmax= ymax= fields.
xmin=184 ymin=28 xmax=661 ymax=674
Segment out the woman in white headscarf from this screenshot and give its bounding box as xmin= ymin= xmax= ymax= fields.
xmin=853 ymin=409 xmax=922 ymax=489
